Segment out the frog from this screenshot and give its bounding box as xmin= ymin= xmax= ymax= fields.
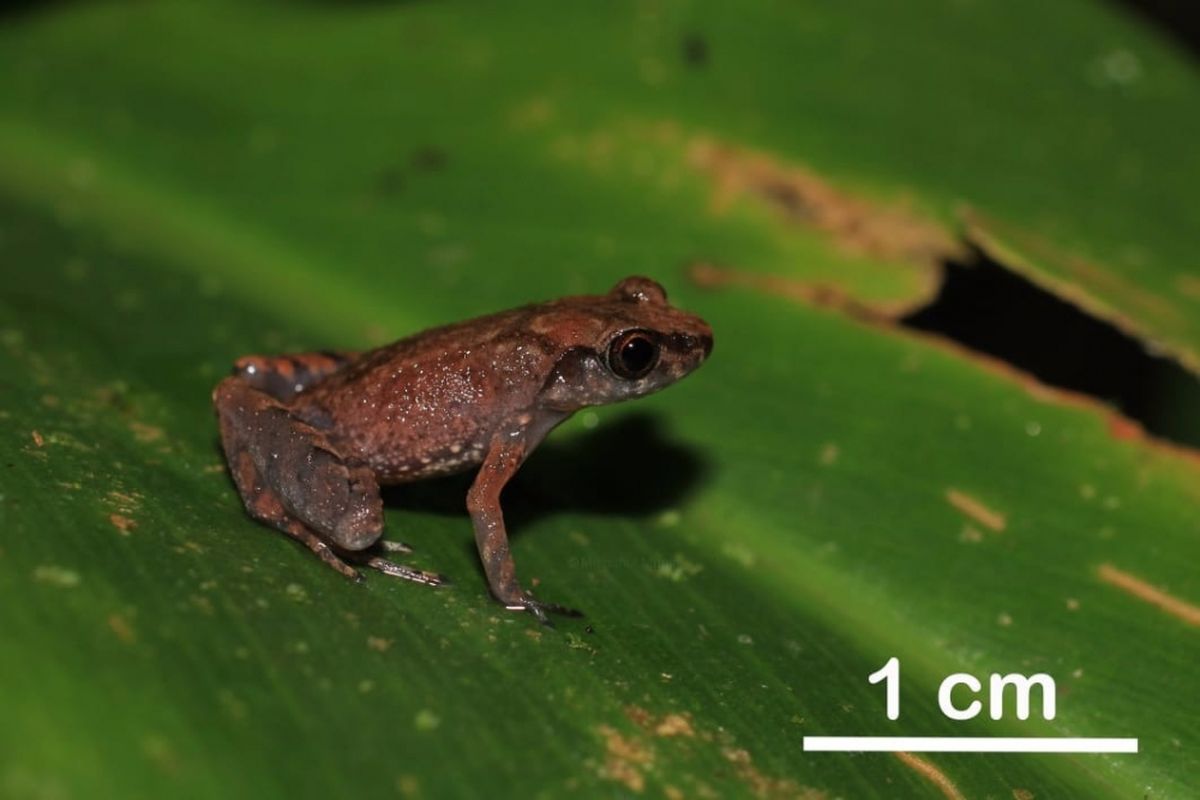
xmin=213 ymin=276 xmax=713 ymax=624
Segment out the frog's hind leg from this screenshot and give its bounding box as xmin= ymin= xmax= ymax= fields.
xmin=232 ymin=350 xmax=359 ymax=402
xmin=214 ymin=377 xmax=446 ymax=586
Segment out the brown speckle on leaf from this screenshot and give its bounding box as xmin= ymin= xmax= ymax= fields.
xmin=945 ymin=488 xmax=1007 ymax=532
xmin=1097 ymin=563 xmax=1200 ymax=626
xmin=894 ymin=752 xmax=964 ymax=800
xmin=109 ymin=513 xmax=137 ymax=536
xmin=31 ymin=430 xmax=44 ymax=447
xmin=654 ymin=714 xmax=695 ymax=738
xmin=129 ymin=421 xmax=165 ymax=444
xmin=367 ymin=636 xmax=392 ymax=652
xmin=108 ymin=613 xmax=137 ymax=644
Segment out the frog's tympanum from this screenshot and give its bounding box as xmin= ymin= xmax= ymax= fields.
xmin=214 ymin=277 xmax=713 ymax=623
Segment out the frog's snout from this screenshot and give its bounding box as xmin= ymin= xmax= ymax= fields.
xmin=673 ymin=327 xmax=713 ymax=364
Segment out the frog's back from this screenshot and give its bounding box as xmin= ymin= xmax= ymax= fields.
xmin=296 ymin=306 xmax=557 ymax=483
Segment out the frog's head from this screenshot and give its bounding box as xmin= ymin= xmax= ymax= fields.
xmin=539 ymin=276 xmax=713 ymax=410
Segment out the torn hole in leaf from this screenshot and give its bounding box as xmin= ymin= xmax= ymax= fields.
xmin=899 ymin=244 xmax=1200 ymax=449
xmin=878 ymin=245 xmax=1200 ymax=462
xmin=683 ymin=134 xmax=1200 ymax=452
xmin=689 ymin=247 xmax=1200 ymax=454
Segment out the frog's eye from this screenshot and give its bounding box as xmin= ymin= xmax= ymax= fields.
xmin=607 ymin=330 xmax=660 ymax=380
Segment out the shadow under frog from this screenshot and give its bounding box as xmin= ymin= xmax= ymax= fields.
xmin=382 ymin=411 xmax=711 ymax=569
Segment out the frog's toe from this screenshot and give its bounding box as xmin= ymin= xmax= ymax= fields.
xmin=379 ymin=539 xmax=414 ymax=554
xmin=290 ymin=524 xmax=365 ymax=583
xmin=506 ymin=596 xmax=584 ymax=626
xmin=361 ymin=555 xmax=449 ymax=587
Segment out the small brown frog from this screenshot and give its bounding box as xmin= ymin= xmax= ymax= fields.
xmin=213 ymin=276 xmax=712 ymax=623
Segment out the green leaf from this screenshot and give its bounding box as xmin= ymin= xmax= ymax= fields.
xmin=1 ymin=2 xmax=1197 ymax=798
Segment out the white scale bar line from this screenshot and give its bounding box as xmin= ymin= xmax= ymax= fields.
xmin=803 ymin=737 xmax=1138 ymax=753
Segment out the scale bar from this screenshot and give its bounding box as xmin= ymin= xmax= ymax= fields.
xmin=803 ymin=737 xmax=1138 ymax=753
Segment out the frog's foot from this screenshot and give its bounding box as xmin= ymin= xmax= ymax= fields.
xmin=276 ymin=516 xmax=447 ymax=587
xmin=288 ymin=521 xmax=365 ymax=583
xmin=379 ymin=539 xmax=414 ymax=555
xmin=284 ymin=526 xmax=447 ymax=587
xmin=505 ymin=594 xmax=584 ymax=627
xmin=346 ymin=552 xmax=449 ymax=587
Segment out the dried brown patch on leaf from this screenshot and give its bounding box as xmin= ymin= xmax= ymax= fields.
xmin=654 ymin=713 xmax=695 ymax=738
xmin=624 ymin=705 xmax=696 ymax=739
xmin=596 ymin=724 xmax=654 ymax=793
xmin=689 ymin=262 xmax=889 ymax=322
xmin=720 ymin=747 xmax=811 ymax=800
xmin=1097 ymin=563 xmax=1200 ymax=627
xmin=894 ymin=752 xmax=964 ymax=800
xmin=689 ymin=137 xmax=962 ymax=270
xmin=945 ymin=488 xmax=1006 ymax=533
xmin=107 ymin=613 xmax=137 ymax=644
xmin=109 ymin=513 xmax=137 ymax=536
xmin=1013 ymin=789 xmax=1036 ymax=800
xmin=610 ymin=708 xmax=816 ymax=798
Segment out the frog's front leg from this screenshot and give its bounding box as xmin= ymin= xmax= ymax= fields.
xmin=467 ymin=425 xmax=583 ymax=624
xmin=214 ymin=376 xmax=445 ymax=587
